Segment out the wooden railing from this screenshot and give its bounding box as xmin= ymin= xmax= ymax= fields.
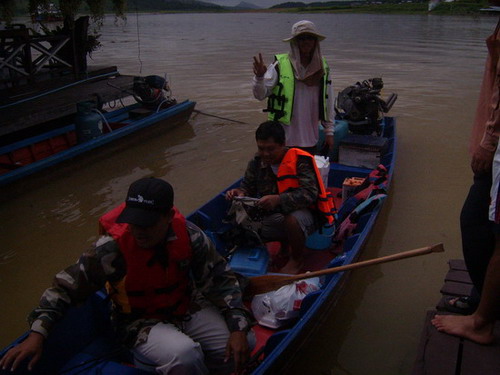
xmin=0 ymin=26 xmax=73 ymax=86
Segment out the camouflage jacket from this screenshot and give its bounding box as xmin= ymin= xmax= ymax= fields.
xmin=239 ymin=150 xmax=319 ymax=214
xmin=29 ymin=220 xmax=253 ymax=347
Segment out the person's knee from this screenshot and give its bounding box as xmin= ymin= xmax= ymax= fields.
xmin=174 ymin=340 xmax=205 ymax=366
xmin=143 ymin=342 xmax=207 ymax=374
xmin=284 ymin=214 xmax=301 ymax=231
xmin=133 ymin=331 xmax=207 ymax=374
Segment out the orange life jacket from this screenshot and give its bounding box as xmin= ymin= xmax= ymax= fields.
xmin=99 ymin=203 xmax=192 ymax=320
xmin=276 ymin=148 xmax=336 ymax=226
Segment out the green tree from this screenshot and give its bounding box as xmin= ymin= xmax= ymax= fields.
xmin=0 ymin=0 xmax=126 ymax=25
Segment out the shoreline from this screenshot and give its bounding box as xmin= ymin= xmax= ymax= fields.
xmin=9 ymin=2 xmax=498 ymax=18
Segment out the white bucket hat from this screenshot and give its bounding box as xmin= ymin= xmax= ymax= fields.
xmin=283 ymin=20 xmax=326 ymax=42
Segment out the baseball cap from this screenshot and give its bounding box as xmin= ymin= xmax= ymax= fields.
xmin=116 ymin=177 xmax=174 ymax=227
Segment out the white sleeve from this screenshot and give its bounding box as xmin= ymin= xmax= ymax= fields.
xmin=252 ymin=61 xmax=279 ymax=101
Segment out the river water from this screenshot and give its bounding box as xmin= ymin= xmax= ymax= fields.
xmin=1 ymin=12 xmax=498 ymax=374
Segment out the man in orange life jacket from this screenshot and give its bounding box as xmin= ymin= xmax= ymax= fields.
xmin=226 ymin=121 xmax=335 ymax=274
xmin=0 ymin=178 xmax=254 ymax=375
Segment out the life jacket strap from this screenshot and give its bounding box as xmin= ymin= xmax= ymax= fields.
xmin=264 ymin=82 xmax=286 ymax=121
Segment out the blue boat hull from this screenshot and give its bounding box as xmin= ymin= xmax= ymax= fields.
xmin=0 ymin=100 xmax=196 ymax=187
xmin=0 ymin=117 xmax=396 ymax=375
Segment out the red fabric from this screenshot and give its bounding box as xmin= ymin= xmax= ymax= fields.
xmin=100 ymin=205 xmax=192 ymax=319
xmin=277 ymin=148 xmax=336 ymax=224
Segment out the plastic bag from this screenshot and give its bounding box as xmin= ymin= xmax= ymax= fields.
xmin=251 ymin=278 xmax=321 ymax=329
xmin=314 ymin=155 xmax=330 ymax=188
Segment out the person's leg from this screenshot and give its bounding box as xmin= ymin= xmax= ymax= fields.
xmin=131 ymin=322 xmax=208 ymax=375
xmin=433 ymin=157 xmax=500 ymax=343
xmin=460 ymin=173 xmax=495 ymax=296
xmin=280 ymin=209 xmax=316 ymax=274
xmin=260 ymin=210 xmax=315 ymax=273
xmin=182 ymin=305 xmax=256 ymax=375
xmin=432 ymin=233 xmax=500 ymax=344
xmin=280 ymin=215 xmax=306 ymax=274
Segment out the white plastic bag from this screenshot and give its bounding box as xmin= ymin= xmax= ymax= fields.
xmin=314 ymin=155 xmax=330 ymax=188
xmin=251 ymin=278 xmax=321 ymax=329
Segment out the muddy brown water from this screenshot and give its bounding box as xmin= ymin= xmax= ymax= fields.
xmin=1 ymin=13 xmax=498 ymax=374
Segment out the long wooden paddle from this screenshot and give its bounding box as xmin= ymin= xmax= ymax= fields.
xmin=245 ymin=243 xmax=444 ymax=296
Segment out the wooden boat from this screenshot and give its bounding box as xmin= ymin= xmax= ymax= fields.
xmin=0 ymin=99 xmax=196 ymax=187
xmin=0 ymin=114 xmax=395 ymax=374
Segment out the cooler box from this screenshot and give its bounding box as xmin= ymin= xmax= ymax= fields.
xmin=339 ymin=135 xmax=388 ymax=169
xmin=229 ymin=246 xmax=269 ymax=276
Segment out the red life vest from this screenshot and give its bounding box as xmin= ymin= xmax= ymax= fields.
xmin=99 ymin=203 xmax=192 ymax=320
xmin=276 ymin=148 xmax=336 ymax=226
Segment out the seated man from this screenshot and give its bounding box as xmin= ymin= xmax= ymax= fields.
xmin=0 ymin=177 xmax=254 ymax=375
xmin=226 ymin=120 xmax=335 ymax=274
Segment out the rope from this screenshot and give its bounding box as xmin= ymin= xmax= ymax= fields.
xmin=192 ymin=110 xmax=248 ymax=124
xmin=134 ymin=0 xmax=143 ymax=74
xmin=92 ymin=109 xmax=112 ymax=132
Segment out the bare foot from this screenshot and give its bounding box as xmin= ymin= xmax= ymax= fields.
xmin=280 ymin=258 xmax=303 ymax=274
xmin=431 ymin=314 xmax=495 ymax=345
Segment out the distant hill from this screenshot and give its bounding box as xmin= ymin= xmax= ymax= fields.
xmin=270 ymin=1 xmax=365 ymax=8
xmin=232 ymin=1 xmax=262 ymax=9
xmin=125 ymin=0 xmax=224 ymax=11
xmin=127 ymin=0 xmax=261 ymax=12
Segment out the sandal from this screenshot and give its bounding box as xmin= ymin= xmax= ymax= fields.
xmin=444 ymin=296 xmax=478 ymax=314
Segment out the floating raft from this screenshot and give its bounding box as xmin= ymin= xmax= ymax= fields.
xmin=412 ymin=259 xmax=500 ymax=375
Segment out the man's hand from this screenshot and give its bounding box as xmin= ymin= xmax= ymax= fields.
xmin=257 ymin=195 xmax=280 ymax=211
xmin=225 ymin=188 xmax=245 ymax=200
xmin=225 ymin=331 xmax=250 ymax=375
xmin=253 ymin=53 xmax=267 ymax=78
xmin=0 ymin=332 xmax=44 ymax=372
xmin=471 ymin=145 xmax=495 ymax=175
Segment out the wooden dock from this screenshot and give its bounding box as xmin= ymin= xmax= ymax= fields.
xmin=412 ymin=259 xmax=500 ymax=375
xmin=0 ymin=66 xmax=135 ymax=140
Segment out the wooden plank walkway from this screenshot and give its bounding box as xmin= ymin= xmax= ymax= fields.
xmin=412 ymin=259 xmax=500 ymax=375
xmin=0 ymin=66 xmax=135 ymax=138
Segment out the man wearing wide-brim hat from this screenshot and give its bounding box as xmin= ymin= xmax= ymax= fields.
xmin=253 ymin=20 xmax=334 ymax=155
